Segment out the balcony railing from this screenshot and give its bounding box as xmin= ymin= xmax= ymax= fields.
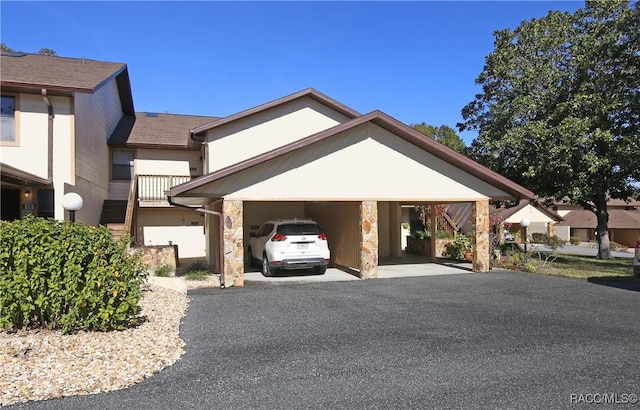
xmin=137 ymin=175 xmax=191 ymax=203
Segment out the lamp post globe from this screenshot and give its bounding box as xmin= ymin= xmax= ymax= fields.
xmin=61 ymin=193 xmax=83 ymax=222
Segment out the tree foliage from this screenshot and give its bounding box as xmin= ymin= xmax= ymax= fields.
xmin=1 ymin=43 xmax=57 ymax=56
xmin=459 ymin=0 xmax=640 ymax=259
xmin=411 ymin=122 xmax=469 ymax=155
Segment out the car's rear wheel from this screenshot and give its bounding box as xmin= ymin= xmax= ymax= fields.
xmin=262 ymin=254 xmax=273 ymax=277
xmin=247 ymin=248 xmax=256 ymax=267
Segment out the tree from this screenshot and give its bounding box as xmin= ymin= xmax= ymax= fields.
xmin=37 ymin=48 xmax=57 ymax=56
xmin=1 ymin=44 xmax=57 ymax=56
xmin=1 ymin=43 xmax=17 ymax=52
xmin=411 ymin=123 xmax=469 ymax=155
xmin=458 ymin=0 xmax=640 ymax=259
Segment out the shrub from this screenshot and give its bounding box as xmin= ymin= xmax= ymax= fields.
xmin=436 ymin=230 xmax=454 ymax=239
xmin=570 ymin=236 xmax=581 ymax=245
xmin=531 ymin=232 xmax=547 ymax=243
xmin=154 ymin=264 xmax=173 ymax=277
xmin=542 ymin=235 xmax=565 ymax=250
xmin=0 ymin=216 xmax=147 ymax=333
xmin=188 ymin=260 xmax=208 ymax=272
xmin=443 ymin=235 xmax=473 ymax=259
xmin=185 ymin=270 xmax=208 ymax=281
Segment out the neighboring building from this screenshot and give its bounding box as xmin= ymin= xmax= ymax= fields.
xmin=0 ymin=52 xmax=134 ymax=224
xmin=552 ymin=200 xmax=640 ymax=247
xmin=0 ymin=52 xmax=217 ymax=265
xmin=491 ymin=199 xmax=563 ymax=240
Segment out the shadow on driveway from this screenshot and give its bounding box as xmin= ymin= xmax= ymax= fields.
xmin=587 ymin=276 xmax=640 ymax=292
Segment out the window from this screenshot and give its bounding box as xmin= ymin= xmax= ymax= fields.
xmin=256 ymin=223 xmax=274 ymax=237
xmin=1 ymin=96 xmax=16 ymax=143
xmin=112 ymin=150 xmax=134 ymax=180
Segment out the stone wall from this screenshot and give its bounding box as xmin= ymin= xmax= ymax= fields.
xmin=223 ymin=200 xmax=244 ymax=287
xmin=360 ymin=201 xmax=378 ymax=279
xmin=132 ymin=245 xmax=179 ymax=273
xmin=473 ymin=200 xmax=490 ymax=272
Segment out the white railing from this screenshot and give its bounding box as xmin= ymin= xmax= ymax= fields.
xmin=137 ymin=175 xmax=191 ymax=202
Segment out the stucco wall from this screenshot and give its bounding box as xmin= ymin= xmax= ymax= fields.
xmin=201 ymin=123 xmax=504 ymax=201
xmin=135 ymin=150 xmax=201 ymax=176
xmin=136 ymin=207 xmax=206 ymax=260
xmin=205 ymin=96 xmax=351 ymax=172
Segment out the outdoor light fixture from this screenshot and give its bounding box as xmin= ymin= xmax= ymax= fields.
xmin=61 ymin=192 xmax=83 ymax=222
xmin=520 ymin=218 xmax=531 ymax=255
xmin=24 ymin=189 xmax=31 ymax=198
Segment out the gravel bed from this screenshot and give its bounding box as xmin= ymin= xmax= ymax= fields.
xmin=0 ymin=283 xmax=189 ymax=407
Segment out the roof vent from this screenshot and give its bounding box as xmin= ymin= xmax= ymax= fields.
xmin=144 ymin=112 xmax=159 ymax=118
xmin=1 ymin=52 xmax=27 ymax=57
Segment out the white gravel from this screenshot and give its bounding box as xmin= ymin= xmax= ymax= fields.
xmin=0 ymin=283 xmax=190 ymax=407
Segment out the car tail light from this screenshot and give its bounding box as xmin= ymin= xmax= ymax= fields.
xmin=318 ymin=232 xmax=327 ymax=240
xmin=271 ymin=233 xmax=287 ymax=242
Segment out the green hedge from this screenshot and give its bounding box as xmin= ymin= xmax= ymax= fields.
xmin=0 ymin=216 xmax=147 ymax=333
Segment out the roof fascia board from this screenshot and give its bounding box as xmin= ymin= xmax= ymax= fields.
xmin=0 ymin=81 xmax=92 ymax=94
xmin=190 ymin=88 xmax=361 ymax=135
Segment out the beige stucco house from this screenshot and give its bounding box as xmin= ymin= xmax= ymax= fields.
xmin=0 ymin=52 xmax=215 ymax=265
xmin=167 ymin=89 xmax=535 ymax=287
xmin=1 ymin=52 xmax=134 ymax=224
xmin=1 ymin=53 xmax=537 ymax=283
xmin=552 ymin=200 xmax=640 ymax=247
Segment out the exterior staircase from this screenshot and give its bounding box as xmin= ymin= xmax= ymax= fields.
xmin=100 ymin=200 xmax=128 ymax=240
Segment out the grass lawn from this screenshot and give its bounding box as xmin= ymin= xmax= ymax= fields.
xmin=528 ymin=252 xmax=637 ymax=281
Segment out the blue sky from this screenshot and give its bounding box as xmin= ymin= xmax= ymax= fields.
xmin=1 ymin=1 xmax=582 ymax=145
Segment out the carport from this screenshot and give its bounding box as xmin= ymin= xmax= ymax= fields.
xmin=167 ymin=110 xmax=533 ymax=287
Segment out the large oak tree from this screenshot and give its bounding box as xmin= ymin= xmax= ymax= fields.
xmin=459 ymin=0 xmax=640 ymax=259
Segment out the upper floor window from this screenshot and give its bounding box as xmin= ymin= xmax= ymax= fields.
xmin=1 ymin=96 xmax=16 ymax=143
xmin=112 ymin=150 xmax=134 ymax=180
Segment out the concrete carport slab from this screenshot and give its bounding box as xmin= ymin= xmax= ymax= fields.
xmin=242 ymin=260 xmax=470 ymax=285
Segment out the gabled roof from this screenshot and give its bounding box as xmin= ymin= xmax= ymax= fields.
xmin=556 ymin=209 xmax=640 ymax=229
xmin=0 ymin=52 xmax=134 ymax=115
xmin=190 ymin=88 xmax=361 ymax=136
xmin=109 ymin=112 xmax=219 ymax=149
xmin=169 ymin=110 xmax=535 ymax=203
xmin=490 ymin=199 xmax=564 ymax=222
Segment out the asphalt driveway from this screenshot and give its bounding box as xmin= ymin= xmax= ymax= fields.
xmin=15 ymin=272 xmax=640 ymax=409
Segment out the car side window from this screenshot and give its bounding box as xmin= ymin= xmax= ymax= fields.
xmin=256 ymin=223 xmax=273 ymax=237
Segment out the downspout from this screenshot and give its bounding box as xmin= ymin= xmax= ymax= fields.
xmin=168 ymin=198 xmax=226 ymax=289
xmin=41 ymin=89 xmax=54 ymax=180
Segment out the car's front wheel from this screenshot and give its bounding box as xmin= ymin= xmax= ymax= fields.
xmin=262 ymin=254 xmax=274 ymax=277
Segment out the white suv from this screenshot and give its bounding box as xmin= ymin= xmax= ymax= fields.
xmin=247 ymin=219 xmax=330 ymax=276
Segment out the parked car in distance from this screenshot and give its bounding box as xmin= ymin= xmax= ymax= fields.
xmin=247 ymin=219 xmax=330 ymax=276
xmin=504 ymin=231 xmax=515 ymax=242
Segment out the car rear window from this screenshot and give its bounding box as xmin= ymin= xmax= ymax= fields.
xmin=277 ymin=223 xmax=321 ymax=235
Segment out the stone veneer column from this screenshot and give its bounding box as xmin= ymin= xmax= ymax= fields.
xmin=222 ymin=200 xmax=244 ymax=287
xmin=360 ymin=201 xmax=379 ymax=279
xmin=473 ymin=200 xmax=490 ymax=272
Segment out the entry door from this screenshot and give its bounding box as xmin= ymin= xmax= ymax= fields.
xmin=1 ymin=188 xmax=21 ymax=221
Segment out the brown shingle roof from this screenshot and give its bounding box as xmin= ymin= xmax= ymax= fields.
xmin=556 ymin=209 xmax=640 ymax=229
xmin=109 ymin=112 xmax=219 ymax=148
xmin=1 ymin=52 xmax=126 ymax=93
